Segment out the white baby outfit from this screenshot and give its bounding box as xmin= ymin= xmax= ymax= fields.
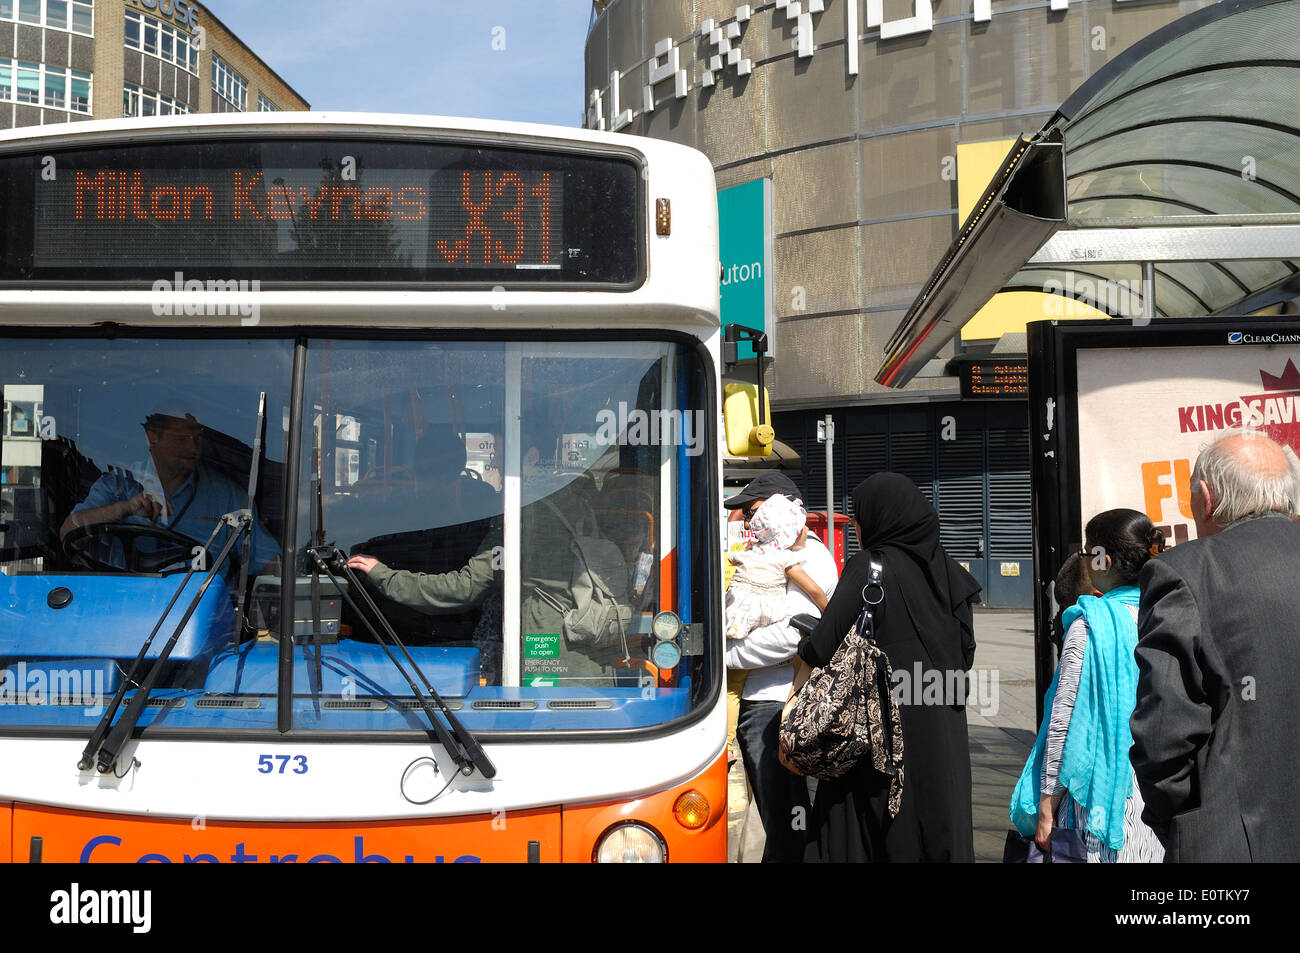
xmin=724 ymin=493 xmax=808 ymax=640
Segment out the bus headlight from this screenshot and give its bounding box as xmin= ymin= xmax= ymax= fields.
xmin=594 ymin=822 xmax=667 ymax=863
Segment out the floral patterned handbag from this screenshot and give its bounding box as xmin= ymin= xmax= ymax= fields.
xmin=777 ymin=551 xmax=905 ymax=815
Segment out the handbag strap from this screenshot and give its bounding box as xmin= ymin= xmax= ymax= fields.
xmin=855 ymin=550 xmax=885 ymax=643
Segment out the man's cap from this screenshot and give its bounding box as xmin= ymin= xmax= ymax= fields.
xmin=143 ymin=400 xmax=201 ymax=431
xmin=723 ymin=471 xmax=801 ymax=509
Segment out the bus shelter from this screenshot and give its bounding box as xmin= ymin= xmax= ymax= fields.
xmin=872 ymin=0 xmax=1300 ymax=708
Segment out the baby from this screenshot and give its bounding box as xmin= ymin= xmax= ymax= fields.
xmin=725 ymin=493 xmax=828 ymax=640
xmin=1050 ymin=551 xmax=1100 ymax=655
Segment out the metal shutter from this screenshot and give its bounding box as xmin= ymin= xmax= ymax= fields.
xmin=935 ymin=430 xmax=985 ymax=559
xmin=887 ymin=431 xmax=935 ymax=504
xmin=842 ymin=431 xmax=887 ymax=559
xmin=987 ymin=428 xmax=1031 ymax=555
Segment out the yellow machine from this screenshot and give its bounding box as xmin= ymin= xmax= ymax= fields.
xmin=723 ymin=382 xmax=774 ymax=457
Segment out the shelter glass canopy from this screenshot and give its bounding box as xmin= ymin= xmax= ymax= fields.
xmin=878 ymin=0 xmax=1300 ymax=387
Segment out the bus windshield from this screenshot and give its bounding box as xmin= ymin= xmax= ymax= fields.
xmin=0 ymin=334 xmax=717 ymax=736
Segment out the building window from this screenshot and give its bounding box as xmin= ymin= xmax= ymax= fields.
xmin=257 ymin=94 xmax=277 ymax=112
xmin=0 ymin=59 xmax=91 ymax=114
xmin=70 ymin=68 xmax=89 ymax=111
xmin=124 ymin=11 xmax=198 ymax=75
xmin=1 ymin=0 xmax=92 ymax=36
xmin=212 ymin=55 xmax=247 ymax=111
xmin=16 ymin=62 xmax=39 ymax=104
xmin=43 ymin=68 xmax=63 ymax=108
xmin=123 ymin=81 xmax=191 ymax=118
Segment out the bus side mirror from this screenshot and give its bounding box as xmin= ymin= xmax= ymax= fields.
xmin=723 ymin=383 xmax=773 ymax=456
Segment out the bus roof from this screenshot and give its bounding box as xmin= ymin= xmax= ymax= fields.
xmin=0 ymin=111 xmax=689 ymax=159
xmin=0 ymin=113 xmax=720 ymax=332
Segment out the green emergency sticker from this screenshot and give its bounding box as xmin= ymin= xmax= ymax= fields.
xmin=524 ymin=634 xmax=561 ymax=659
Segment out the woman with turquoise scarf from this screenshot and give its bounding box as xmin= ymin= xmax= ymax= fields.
xmin=1011 ymin=509 xmax=1166 ymax=863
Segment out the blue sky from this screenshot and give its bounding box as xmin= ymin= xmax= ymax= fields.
xmin=208 ymin=1 xmax=594 ymax=126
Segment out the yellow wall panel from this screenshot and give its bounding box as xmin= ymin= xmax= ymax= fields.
xmin=955 ymin=140 xmax=1105 ymax=340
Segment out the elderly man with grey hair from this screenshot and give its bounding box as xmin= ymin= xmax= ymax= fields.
xmin=1130 ymin=429 xmax=1300 ymax=862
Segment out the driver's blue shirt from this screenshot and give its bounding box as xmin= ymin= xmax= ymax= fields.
xmin=72 ymin=467 xmax=279 ymax=572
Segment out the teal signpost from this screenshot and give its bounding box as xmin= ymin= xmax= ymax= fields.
xmin=717 ymin=178 xmax=773 ymax=359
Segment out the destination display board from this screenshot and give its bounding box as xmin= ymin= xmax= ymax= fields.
xmin=0 ymin=138 xmax=641 ymax=286
xmin=957 ymin=359 xmax=1029 ymax=398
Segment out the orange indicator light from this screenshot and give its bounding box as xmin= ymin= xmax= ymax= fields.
xmin=656 ymin=198 xmax=671 ymax=235
xmin=673 ymin=789 xmax=709 ymax=829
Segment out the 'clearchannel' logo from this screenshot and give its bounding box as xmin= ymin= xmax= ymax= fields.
xmin=151 ymin=271 xmax=261 ymax=326
xmin=1228 ymin=331 xmax=1300 ymax=345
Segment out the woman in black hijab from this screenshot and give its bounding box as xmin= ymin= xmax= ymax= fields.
xmin=792 ymin=473 xmax=981 ymax=862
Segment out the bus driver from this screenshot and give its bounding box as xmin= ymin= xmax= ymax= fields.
xmin=59 ymin=406 xmax=279 ymax=573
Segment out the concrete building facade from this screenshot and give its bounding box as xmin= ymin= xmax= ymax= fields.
xmin=585 ymin=0 xmax=1216 ymax=606
xmin=0 ymin=0 xmax=306 ymax=131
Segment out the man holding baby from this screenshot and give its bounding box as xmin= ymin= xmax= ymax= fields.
xmin=724 ymin=472 xmax=838 ymax=863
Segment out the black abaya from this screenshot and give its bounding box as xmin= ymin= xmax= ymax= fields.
xmin=797 ymin=473 xmax=981 ymax=862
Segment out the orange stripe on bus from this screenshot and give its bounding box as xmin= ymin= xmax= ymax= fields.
xmin=1 ymin=801 xmax=11 ymax=863
xmin=659 ymin=548 xmax=677 ymax=611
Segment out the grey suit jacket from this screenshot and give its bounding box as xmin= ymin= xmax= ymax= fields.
xmin=1131 ymin=514 xmax=1300 ymax=862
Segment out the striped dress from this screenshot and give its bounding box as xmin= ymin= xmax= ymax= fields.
xmin=1041 ymin=606 xmax=1164 ymax=863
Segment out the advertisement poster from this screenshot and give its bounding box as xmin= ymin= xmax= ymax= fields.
xmin=1076 ymin=346 xmax=1300 ymax=548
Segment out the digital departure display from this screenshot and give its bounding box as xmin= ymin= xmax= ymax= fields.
xmin=0 ymin=138 xmax=642 ymax=286
xmin=958 ymin=359 xmax=1029 ymax=399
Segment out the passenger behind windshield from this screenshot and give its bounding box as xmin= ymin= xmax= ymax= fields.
xmin=347 ymin=422 xmax=626 ymax=685
xmin=346 ymin=423 xmax=502 ymax=652
xmin=59 ymin=406 xmax=279 ymax=574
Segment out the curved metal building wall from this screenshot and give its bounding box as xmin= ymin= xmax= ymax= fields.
xmin=585 ymin=0 xmax=1215 ymax=407
xmin=587 ymin=0 xmax=1217 ymax=607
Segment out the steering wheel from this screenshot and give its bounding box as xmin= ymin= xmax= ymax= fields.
xmin=63 ymin=521 xmax=219 ymax=575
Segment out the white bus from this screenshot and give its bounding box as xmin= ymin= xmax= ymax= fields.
xmin=0 ymin=113 xmax=725 ymax=863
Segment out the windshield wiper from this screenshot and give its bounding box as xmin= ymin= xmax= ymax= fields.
xmin=307 ymin=545 xmax=496 ymax=779
xmin=231 ymin=392 xmax=266 ymax=639
xmin=81 ymin=511 xmax=252 ymax=773
xmin=80 ymin=396 xmax=266 ymax=774
xmin=77 ymin=514 xmax=230 ymax=772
